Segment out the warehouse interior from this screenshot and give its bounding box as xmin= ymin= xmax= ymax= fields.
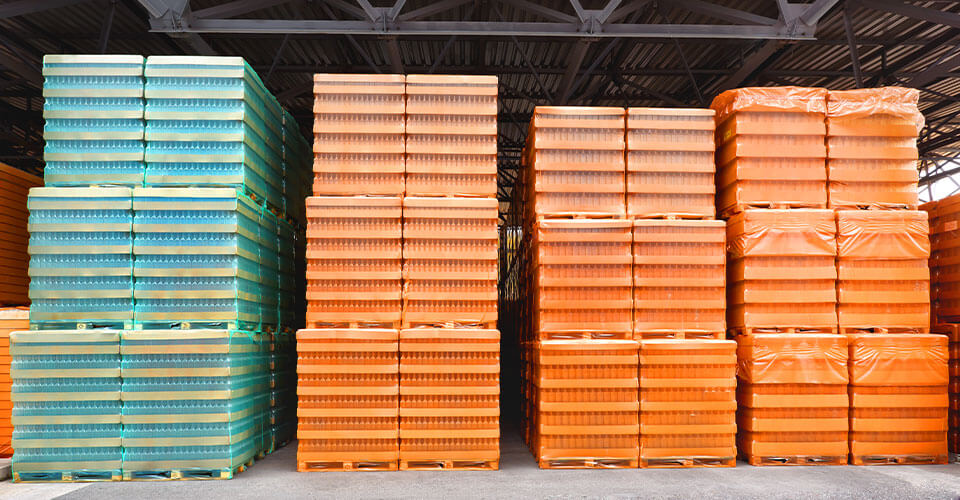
xmin=4 ymin=0 xmax=960 ymax=497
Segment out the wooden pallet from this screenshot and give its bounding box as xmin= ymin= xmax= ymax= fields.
xmin=841 ymin=326 xmax=926 ymax=335
xmin=30 ymin=320 xmax=132 ymax=331
xmin=538 ymin=458 xmax=638 ymax=469
xmin=297 ymin=460 xmax=398 ymax=472
xmin=133 ymin=320 xmax=254 ymax=331
xmin=402 ymin=320 xmax=497 ymax=330
xmin=122 ymin=459 xmax=254 ymax=481
xmin=304 ymin=321 xmax=402 ymax=330
xmin=720 ymin=201 xmax=827 ymax=219
xmin=533 ymin=213 xmax=627 ymax=220
xmin=851 ymin=454 xmax=948 ymax=466
xmin=540 ymin=331 xmax=633 ymax=340
xmin=729 ymin=326 xmax=839 ymax=336
xmin=628 ymin=213 xmax=715 ymax=221
xmin=635 ymin=330 xmax=726 ymax=340
xmin=14 ymin=470 xmax=122 ymax=482
xmin=400 ymin=459 xmax=498 ymax=471
xmin=830 ymin=202 xmax=919 ymax=211
xmin=641 ymin=457 xmax=736 ymax=469
xmin=745 ymin=455 xmax=847 ymax=466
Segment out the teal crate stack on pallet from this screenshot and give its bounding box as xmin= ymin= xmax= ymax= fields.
xmin=41 ymin=55 xmax=145 ymax=186
xmin=10 ymin=330 xmax=123 ymax=482
xmin=27 ymin=187 xmax=134 ymax=328
xmin=11 ymin=54 xmax=310 ymax=482
xmin=119 ymin=330 xmax=269 ymax=479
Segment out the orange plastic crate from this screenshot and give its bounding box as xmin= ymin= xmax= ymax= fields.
xmin=930 ymin=195 xmax=960 ymax=322
xmin=532 ymin=220 xmax=632 ymax=339
xmin=0 ymin=307 xmax=27 ymax=457
xmin=726 ymin=210 xmax=838 ymax=331
xmin=296 ymin=328 xmax=399 ymax=471
xmin=526 ymin=106 xmax=626 ymax=218
xmin=401 ymin=197 xmax=498 ymax=327
xmin=848 ymin=334 xmax=948 ymax=465
xmin=398 ymin=328 xmax=500 ymax=469
xmin=312 ymin=74 xmax=405 ymax=196
xmin=711 ymin=87 xmax=827 ymax=215
xmin=531 ymin=340 xmax=639 ymax=468
xmin=404 ymin=75 xmax=497 ymax=198
xmin=0 ymin=164 xmax=39 ymax=306
xmin=633 ymin=220 xmax=725 ymax=338
xmin=305 ymin=196 xmax=401 ymax=326
xmin=934 ymin=324 xmax=960 ymax=452
xmin=836 ymin=210 xmax=930 ymax=332
xmin=639 ymin=339 xmax=736 ymax=467
xmin=626 ymin=108 xmax=715 ymax=219
xmin=826 ymin=88 xmax=922 ymax=209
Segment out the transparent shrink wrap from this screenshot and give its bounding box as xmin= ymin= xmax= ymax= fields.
xmin=736 ymin=334 xmax=849 ymax=385
xmin=711 ymin=86 xmax=828 ymax=124
xmin=836 ymin=210 xmax=929 ymax=260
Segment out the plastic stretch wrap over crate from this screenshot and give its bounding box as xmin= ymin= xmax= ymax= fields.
xmin=737 ymin=334 xmax=849 ymax=466
xmin=296 ymin=329 xmax=399 ymax=471
xmin=404 ymin=75 xmax=498 ymax=197
xmin=633 ymin=220 xmax=725 ymax=338
xmin=42 ymin=55 xmax=145 ymax=186
xmin=27 ymin=187 xmax=134 ymax=327
xmin=826 ymin=87 xmax=922 ymax=209
xmin=0 ymin=308 xmax=28 ymax=457
xmin=524 ymin=107 xmax=626 ymax=218
xmin=132 ymin=187 xmax=274 ymax=330
xmin=932 ymin=324 xmax=960 ymax=453
xmin=312 ymin=74 xmax=405 ymax=196
xmin=144 ymin=56 xmax=284 ymax=211
xmin=848 ymin=334 xmax=948 ymax=465
xmin=531 ymin=219 xmax=632 ymax=340
xmin=930 ymin=195 xmax=960 ymax=323
xmin=626 ymin=108 xmax=715 ymax=218
xmin=711 ymin=87 xmax=827 ymax=215
xmin=402 ymin=197 xmax=498 ymax=327
xmin=0 ymin=164 xmax=41 ymax=306
xmin=10 ymin=330 xmax=122 ymax=482
xmin=120 ymin=330 xmax=269 ymax=479
xmin=530 ymin=340 xmax=639 ymax=468
xmin=726 ymin=209 xmax=837 ymax=331
xmin=836 ymin=210 xmax=930 ymax=332
xmin=305 ymin=196 xmax=401 ymax=327
xmin=639 ymin=339 xmax=736 ymax=467
xmin=398 ymin=328 xmax=499 ymax=469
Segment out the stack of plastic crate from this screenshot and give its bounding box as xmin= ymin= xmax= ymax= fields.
xmin=10 ymin=330 xmax=122 ymax=481
xmin=726 ymin=209 xmax=838 ymax=334
xmin=711 ymin=87 xmax=828 ymax=217
xmin=626 ymin=108 xmax=715 ymax=219
xmin=929 ymin=194 xmax=960 ymax=323
xmin=932 ymin=323 xmax=960 ymax=453
xmin=143 ymin=56 xmax=284 ymax=211
xmin=311 ymin=74 xmax=405 ymax=196
xmin=836 ymin=210 xmax=930 ymax=333
xmin=638 ymin=339 xmax=736 ymax=467
xmin=41 ymin=55 xmax=145 ymax=186
xmin=132 ymin=187 xmax=267 ymax=331
xmin=848 ymin=334 xmax=948 ymax=465
xmin=737 ymin=333 xmax=850 ymax=465
xmin=296 ymin=329 xmax=399 ymax=471
xmin=398 ymin=328 xmax=499 ymax=470
xmin=0 ymin=164 xmax=41 ymax=306
xmin=27 ymin=187 xmax=134 ymax=329
xmin=120 ymin=329 xmax=269 ymax=479
xmin=0 ymin=307 xmax=28 ymax=457
xmin=826 ymin=88 xmax=923 ymax=210
xmin=404 ymin=75 xmax=497 ymax=197
xmin=530 ymin=339 xmax=639 ymax=468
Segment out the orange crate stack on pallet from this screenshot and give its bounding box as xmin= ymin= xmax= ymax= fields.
xmin=848 ymin=334 xmax=948 ymax=465
xmin=932 ymin=324 xmax=960 ymax=453
xmin=924 ymin=199 xmax=940 ymax=327
xmin=311 ymin=74 xmax=405 ymax=196
xmin=0 ymin=163 xmax=41 ymax=306
xmin=836 ymin=210 xmax=930 ymax=333
xmin=726 ymin=209 xmax=839 ymax=333
xmin=639 ymin=339 xmax=737 ymax=467
xmin=930 ymin=194 xmax=960 ymax=323
xmin=712 ymin=87 xmax=828 ymax=217
xmin=633 ymin=219 xmax=725 ymax=339
xmin=398 ymin=328 xmax=500 ymax=470
xmin=826 ymin=88 xmax=922 ymax=210
xmin=530 ymin=339 xmax=639 ymax=468
xmin=0 ymin=307 xmax=27 ymax=457
xmin=404 ymin=75 xmax=497 ymax=197
xmin=401 ymin=197 xmax=498 ymax=328
xmin=737 ymin=334 xmax=850 ymax=466
xmin=626 ymin=108 xmax=715 ymax=219
xmin=295 ymin=329 xmax=400 ymax=471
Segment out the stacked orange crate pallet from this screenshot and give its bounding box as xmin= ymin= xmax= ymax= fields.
xmin=924 ymin=199 xmax=939 ymax=329
xmin=932 ymin=323 xmax=960 ymax=453
xmin=0 ymin=163 xmax=41 ymax=307
xmin=295 ymin=329 xmax=399 ymax=471
xmin=399 ymin=74 xmax=500 ymax=470
xmin=737 ymin=334 xmax=849 ymax=465
xmin=627 ymin=106 xmax=735 ymax=468
xmin=521 ymin=106 xmax=638 ymax=468
xmin=712 ymin=87 xmax=828 ymax=217
xmin=848 ymin=334 xmax=948 ymax=465
xmin=0 ymin=307 xmax=27 ymax=457
xmin=931 ymin=194 xmax=960 ymax=323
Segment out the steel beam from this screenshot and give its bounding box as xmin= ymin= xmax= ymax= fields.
xmin=860 ymin=0 xmax=960 ymax=30
xmin=801 ymin=0 xmax=843 ymax=25
xmin=0 ymin=0 xmax=94 ymax=19
xmin=712 ymin=40 xmax=782 ymax=93
xmin=842 ymin=4 xmax=863 ymax=87
xmin=501 ymin=0 xmax=578 ymax=23
xmin=671 ymin=0 xmax=777 ymax=26
xmin=558 ymin=40 xmax=591 ymax=104
xmin=909 ymin=44 xmax=960 ymax=88
xmin=98 ymin=0 xmax=117 ymax=53
xmin=399 ymin=0 xmax=473 ymax=22
xmin=191 ymin=0 xmax=296 ymax=19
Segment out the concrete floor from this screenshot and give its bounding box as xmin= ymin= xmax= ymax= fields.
xmin=2 ymin=430 xmax=960 ymax=500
